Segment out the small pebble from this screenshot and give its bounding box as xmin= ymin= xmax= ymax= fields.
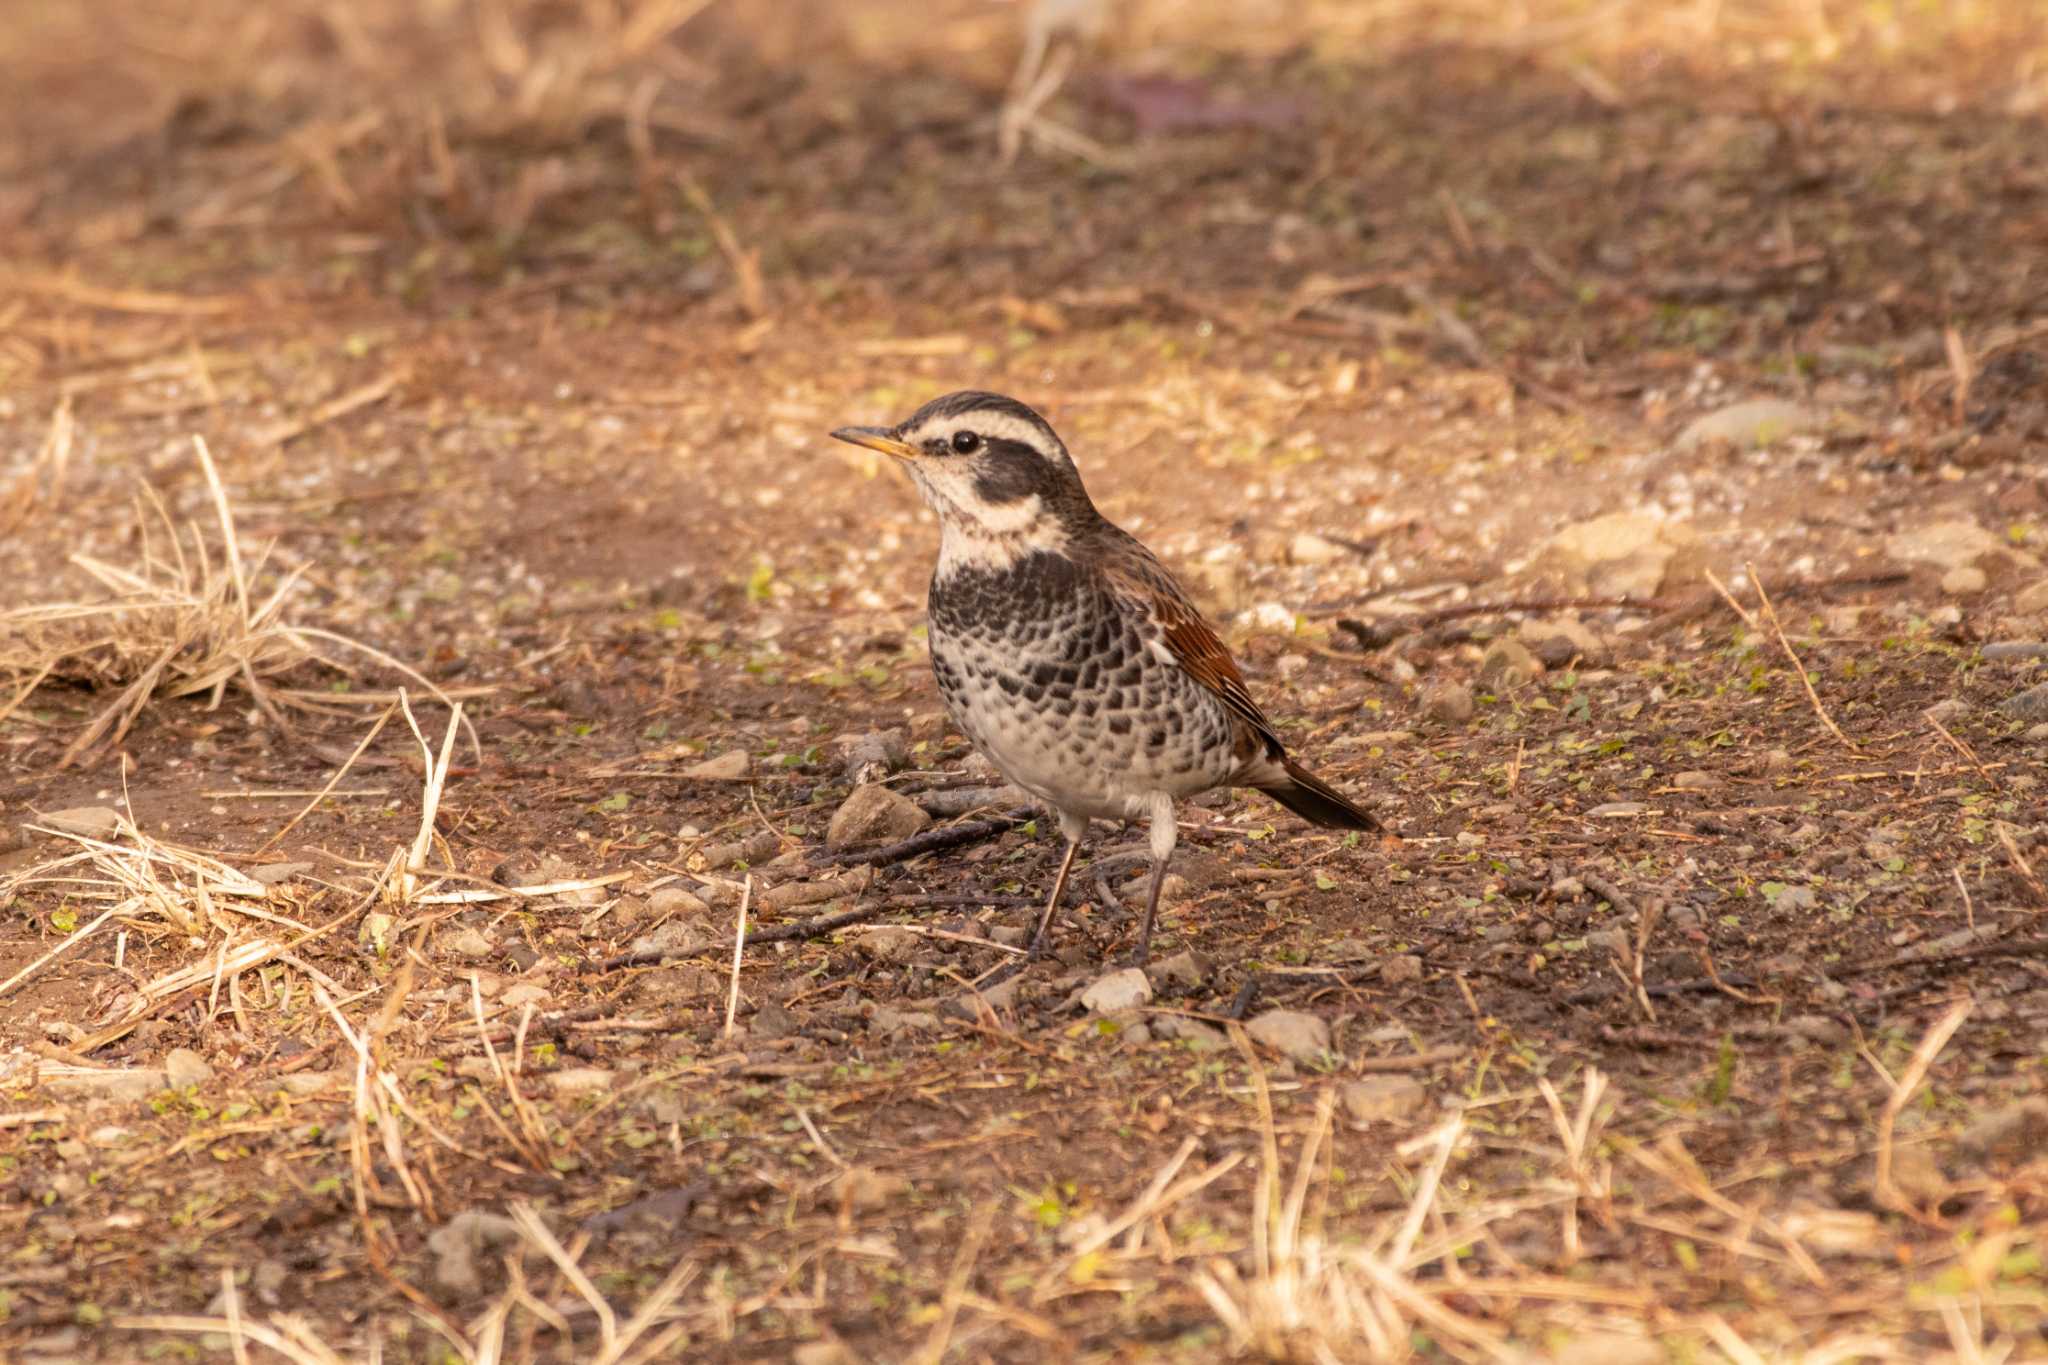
xmin=1080 ymin=967 xmax=1153 ymax=1014
xmin=446 ymin=928 xmax=496 ymax=958
xmin=682 ymin=750 xmax=750 ymax=781
xmin=1245 ymin=1009 xmax=1330 ymax=1063
xmin=827 ymin=785 xmax=931 ymax=849
xmin=1378 ymin=954 xmax=1423 ymax=985
xmin=1422 ymin=682 xmax=1475 ymax=725
xmin=1339 ymin=1075 xmax=1427 ymax=1124
xmin=163 ymin=1048 xmax=214 ymax=1088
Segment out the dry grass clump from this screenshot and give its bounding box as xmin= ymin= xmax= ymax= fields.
xmin=1174 ymin=1022 xmax=2037 ymax=1363
xmin=0 ymin=434 xmax=460 ymax=767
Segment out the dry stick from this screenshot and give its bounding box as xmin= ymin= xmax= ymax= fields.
xmin=252 ymin=370 xmax=401 ymax=449
xmin=818 ymin=807 xmax=1037 ymax=867
xmin=1749 ymin=564 xmax=1859 ymax=753
xmin=916 ymin=1201 xmax=996 ymax=1365
xmin=1874 ymin=998 xmax=1973 ymax=1220
xmin=0 ymin=907 xmax=120 ymax=1002
xmin=1997 ymin=823 xmax=2048 ymax=907
xmin=1926 ymin=709 xmax=1998 ymax=790
xmin=251 ymin=703 xmax=397 ymax=857
xmin=723 ymin=875 xmax=751 ymax=1040
xmin=1329 ymin=595 xmax=1660 ymax=647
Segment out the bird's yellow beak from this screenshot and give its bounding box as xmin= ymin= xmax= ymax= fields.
xmin=830 ymin=425 xmax=919 ymax=460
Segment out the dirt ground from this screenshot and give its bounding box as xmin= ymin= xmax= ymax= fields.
xmin=3 ymin=2 xmax=2046 ymax=1361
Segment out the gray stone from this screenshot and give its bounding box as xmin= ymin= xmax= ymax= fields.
xmin=1586 ymin=801 xmax=1649 ymax=817
xmin=682 ymin=750 xmax=751 ymax=781
xmin=1245 ymin=1009 xmax=1330 ymax=1063
xmin=1422 ymin=681 xmax=1476 ymax=724
xmin=248 ymin=862 xmax=313 ymax=885
xmin=841 ymin=729 xmax=909 ymax=783
xmin=1924 ymin=698 xmax=1972 ymax=725
xmin=1145 ymin=951 xmax=1212 ymax=992
xmin=2000 ymin=682 xmax=2048 ymax=721
xmin=749 ymin=1001 xmax=799 ymax=1040
xmin=1339 ymin=1075 xmax=1427 ymax=1124
xmin=869 ymin=1005 xmax=939 ymax=1035
xmin=1478 ymin=639 xmax=1542 ymax=689
xmin=1519 ymin=616 xmax=1611 ymax=670
xmin=1980 ymin=642 xmax=2048 ymax=662
xmin=827 ymin=785 xmax=931 ymax=849
xmin=1675 ymin=398 xmax=1825 ymax=450
xmin=1289 ymin=532 xmax=1347 ymax=565
xmin=163 ymin=1048 xmax=213 ymax=1088
xmin=856 ymin=926 xmax=923 ymax=964
xmin=1885 ymin=519 xmax=2006 ymax=573
xmin=1586 ymin=929 xmax=1631 ymax=956
xmin=2015 ymin=579 xmax=2048 ymax=615
xmin=446 ymin=927 xmax=496 ymax=958
xmin=989 ymin=924 xmax=1030 ymax=948
xmin=1766 ymin=884 xmax=1819 ymax=911
xmin=964 ymin=975 xmax=1023 ymax=1013
xmin=1080 ymin=967 xmax=1154 ymax=1014
xmin=44 ymin=1068 xmax=168 ymax=1101
xmin=628 ymin=922 xmax=712 ymax=960
xmin=1541 ymin=513 xmax=1704 ymax=600
xmin=1154 ymin=1015 xmax=1227 ymax=1049
xmin=545 ymin=1067 xmax=613 ymax=1096
xmin=1378 ymin=954 xmax=1423 ymax=985
xmin=1783 ymin=1015 xmax=1848 ymax=1046
xmin=647 ymin=886 xmax=710 ymax=916
xmin=1942 ymin=565 xmax=1989 ymax=596
xmin=37 ymin=806 xmax=122 ymax=839
xmin=1671 ymin=770 xmax=1723 ymax=791
xmin=428 ymin=1210 xmax=528 ymax=1297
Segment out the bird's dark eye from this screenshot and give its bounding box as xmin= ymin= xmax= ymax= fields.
xmin=950 ymin=430 xmax=981 ymax=454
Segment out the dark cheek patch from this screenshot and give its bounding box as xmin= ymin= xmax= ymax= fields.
xmin=970 ymin=439 xmax=1053 ymax=504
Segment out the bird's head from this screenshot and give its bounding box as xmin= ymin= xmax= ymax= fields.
xmin=831 ymin=390 xmax=1097 ymax=549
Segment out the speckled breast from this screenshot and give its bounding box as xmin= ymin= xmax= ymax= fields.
xmin=927 ymin=550 xmax=1240 ymax=819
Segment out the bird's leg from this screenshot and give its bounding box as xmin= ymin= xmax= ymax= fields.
xmin=1026 ymin=811 xmax=1092 ymax=960
xmin=1135 ymin=855 xmax=1169 ymax=966
xmin=1132 ymin=793 xmax=1179 ymax=966
xmin=1027 ymin=837 xmax=1081 ymax=960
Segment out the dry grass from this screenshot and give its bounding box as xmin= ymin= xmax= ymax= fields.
xmin=0 ymin=434 xmax=469 ymax=766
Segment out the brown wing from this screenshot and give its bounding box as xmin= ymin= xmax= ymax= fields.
xmin=1104 ymin=550 xmax=1284 ymax=758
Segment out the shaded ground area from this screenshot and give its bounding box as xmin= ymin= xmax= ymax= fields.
xmin=2 ymin=2 xmax=2046 ymax=1360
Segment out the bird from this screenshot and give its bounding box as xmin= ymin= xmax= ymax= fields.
xmin=831 ymin=390 xmax=1378 ymax=965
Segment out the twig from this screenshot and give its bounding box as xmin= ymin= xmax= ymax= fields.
xmin=1329 ymin=595 xmax=1661 ymax=648
xmin=1579 ymin=872 xmax=1637 ymax=919
xmin=1831 ymin=936 xmax=2048 ymax=978
xmin=1997 ymin=823 xmax=2048 ymax=907
xmin=250 ymin=704 xmax=396 ymax=857
xmin=1926 ymin=709 xmax=1997 ymax=789
xmin=723 ymin=875 xmax=751 ymax=1040
xmin=252 ymin=370 xmax=402 ymax=449
xmin=1874 ymin=999 xmax=1972 ymax=1219
xmin=916 ymin=1202 xmax=996 ymax=1365
xmin=1748 ymin=564 xmax=1859 ymax=753
xmin=817 ymin=807 xmax=1037 ymax=867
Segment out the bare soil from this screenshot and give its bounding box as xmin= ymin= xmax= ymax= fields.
xmin=2 ymin=3 xmax=2045 ymax=1361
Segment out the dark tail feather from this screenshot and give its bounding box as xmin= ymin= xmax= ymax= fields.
xmin=1259 ymin=757 xmax=1379 ymax=831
